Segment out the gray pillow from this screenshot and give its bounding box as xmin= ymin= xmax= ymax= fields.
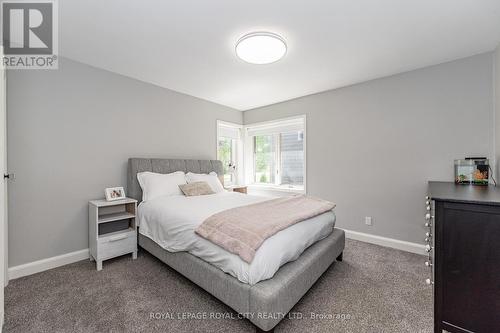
xmin=179 ymin=181 xmax=215 ymax=196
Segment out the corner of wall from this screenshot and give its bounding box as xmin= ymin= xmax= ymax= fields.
xmin=495 ymin=45 xmax=500 ymax=182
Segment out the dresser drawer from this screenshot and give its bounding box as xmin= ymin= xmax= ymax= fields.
xmin=97 ymin=230 xmax=136 ymax=260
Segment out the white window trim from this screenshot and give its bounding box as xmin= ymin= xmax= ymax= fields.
xmin=243 ymin=115 xmax=307 ymax=194
xmin=216 ymin=120 xmax=244 ymax=186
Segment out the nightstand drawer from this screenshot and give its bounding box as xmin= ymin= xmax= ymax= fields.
xmin=97 ymin=230 xmax=136 ymax=260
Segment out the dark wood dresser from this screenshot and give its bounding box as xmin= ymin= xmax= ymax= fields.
xmin=427 ymin=182 xmax=500 ymax=333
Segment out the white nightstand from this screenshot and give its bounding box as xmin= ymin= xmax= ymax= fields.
xmin=89 ymin=198 xmax=138 ymax=271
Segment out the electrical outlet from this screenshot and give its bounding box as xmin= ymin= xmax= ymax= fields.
xmin=365 ymin=216 xmax=373 ymax=226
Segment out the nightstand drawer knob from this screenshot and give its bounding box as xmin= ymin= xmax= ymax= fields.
xmin=425 ymin=278 xmax=433 ymax=285
xmin=109 ymin=234 xmax=128 ymax=242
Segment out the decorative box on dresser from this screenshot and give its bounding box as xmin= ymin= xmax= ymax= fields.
xmin=89 ymin=198 xmax=138 ymax=271
xmin=426 ymin=182 xmax=500 ymax=333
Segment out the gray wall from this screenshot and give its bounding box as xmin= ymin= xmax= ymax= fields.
xmin=7 ymin=52 xmax=495 ymax=266
xmin=7 ymin=58 xmax=242 ymax=267
xmin=244 ymin=53 xmax=494 ymax=244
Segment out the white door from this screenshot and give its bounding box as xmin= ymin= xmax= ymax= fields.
xmin=0 ymin=44 xmax=6 ymax=328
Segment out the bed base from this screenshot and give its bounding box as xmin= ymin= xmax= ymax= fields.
xmin=139 ymin=228 xmax=345 ymax=331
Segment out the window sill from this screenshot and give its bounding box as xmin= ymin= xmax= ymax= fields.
xmin=247 ymin=184 xmax=305 ymax=194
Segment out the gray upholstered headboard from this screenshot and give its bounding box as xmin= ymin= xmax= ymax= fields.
xmin=127 ymin=158 xmax=224 ymax=202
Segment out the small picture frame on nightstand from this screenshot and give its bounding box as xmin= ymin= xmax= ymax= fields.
xmin=105 ymin=186 xmax=126 ymax=201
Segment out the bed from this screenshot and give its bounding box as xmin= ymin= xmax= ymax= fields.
xmin=128 ymin=158 xmax=345 ymax=332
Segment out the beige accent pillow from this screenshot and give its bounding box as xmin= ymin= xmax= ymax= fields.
xmin=179 ymin=181 xmax=215 ymax=196
xmin=186 ymin=172 xmax=225 ymax=193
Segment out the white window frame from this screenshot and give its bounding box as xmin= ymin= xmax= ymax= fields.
xmin=243 ymin=115 xmax=306 ymax=194
xmin=216 ymin=120 xmax=243 ymax=186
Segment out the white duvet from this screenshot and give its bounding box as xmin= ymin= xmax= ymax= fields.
xmin=138 ymin=192 xmax=335 ymax=285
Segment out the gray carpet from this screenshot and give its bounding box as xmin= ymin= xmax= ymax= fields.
xmin=4 ymin=239 xmax=432 ymax=332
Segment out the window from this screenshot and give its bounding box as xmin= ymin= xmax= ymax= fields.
xmin=217 ymin=121 xmax=242 ymax=185
xmin=279 ymin=131 xmax=304 ymax=186
xmin=218 ymin=136 xmax=237 ymax=184
xmin=254 ymin=135 xmax=276 ymax=184
xmin=245 ymin=116 xmax=305 ymax=191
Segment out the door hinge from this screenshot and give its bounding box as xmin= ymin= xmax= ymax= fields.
xmin=4 ymin=173 xmax=14 ymax=180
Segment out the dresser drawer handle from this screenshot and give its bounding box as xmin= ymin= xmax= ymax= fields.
xmin=109 ymin=234 xmax=128 ymax=242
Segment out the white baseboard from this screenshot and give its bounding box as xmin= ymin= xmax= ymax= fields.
xmin=6 ymin=232 xmax=424 ymax=280
xmin=8 ymin=248 xmax=89 ymax=280
xmin=343 ymin=229 xmax=426 ymax=255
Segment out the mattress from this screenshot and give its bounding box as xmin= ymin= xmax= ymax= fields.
xmin=138 ymin=191 xmax=336 ymax=284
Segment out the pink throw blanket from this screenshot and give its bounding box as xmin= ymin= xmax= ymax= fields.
xmin=195 ymin=195 xmax=335 ymax=263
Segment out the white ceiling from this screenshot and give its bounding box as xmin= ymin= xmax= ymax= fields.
xmin=60 ymin=0 xmax=500 ymax=111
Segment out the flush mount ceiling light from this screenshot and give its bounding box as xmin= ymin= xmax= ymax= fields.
xmin=235 ymin=32 xmax=287 ymax=64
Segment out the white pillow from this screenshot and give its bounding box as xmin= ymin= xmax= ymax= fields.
xmin=185 ymin=172 xmax=224 ymax=193
xmin=137 ymin=171 xmax=186 ymax=202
